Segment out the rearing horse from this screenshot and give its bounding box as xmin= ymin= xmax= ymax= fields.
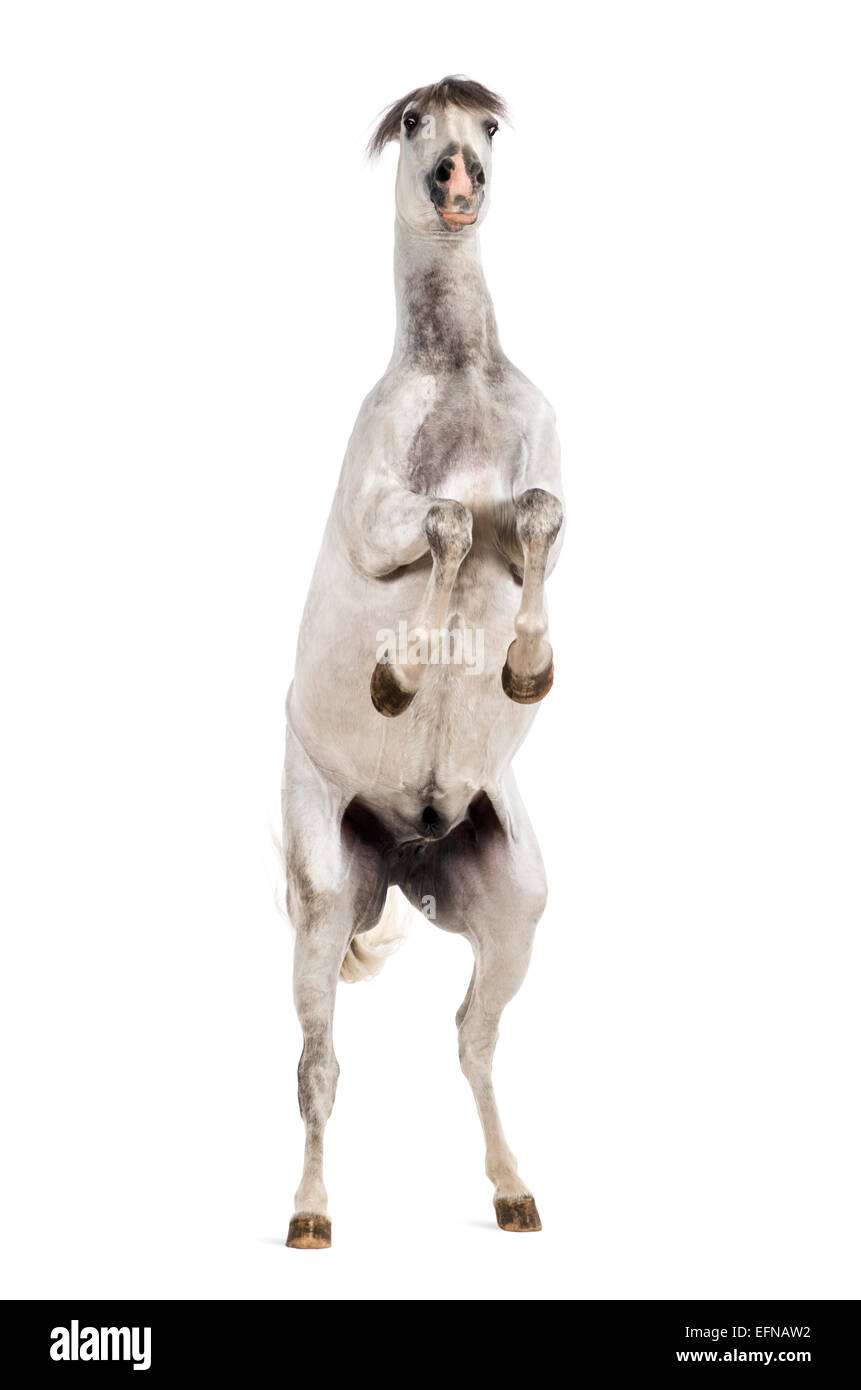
xmin=282 ymin=77 xmax=564 ymax=1248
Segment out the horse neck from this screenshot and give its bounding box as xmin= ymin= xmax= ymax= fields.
xmin=391 ymin=219 xmax=503 ymax=372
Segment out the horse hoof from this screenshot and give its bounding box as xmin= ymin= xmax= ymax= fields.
xmin=286 ymin=1214 xmax=332 ymax=1249
xmin=501 ymin=659 xmax=554 ymax=705
xmin=371 ymin=662 xmax=415 ymax=717
xmin=494 ymin=1195 xmax=542 ymax=1232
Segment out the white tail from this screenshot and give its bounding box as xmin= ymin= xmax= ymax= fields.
xmin=339 ymin=887 xmax=408 ymax=983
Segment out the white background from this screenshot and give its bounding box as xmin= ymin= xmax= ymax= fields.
xmin=1 ymin=1 xmax=859 ymax=1301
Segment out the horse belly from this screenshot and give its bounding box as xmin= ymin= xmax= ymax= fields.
xmin=290 ymin=551 xmax=532 ymax=841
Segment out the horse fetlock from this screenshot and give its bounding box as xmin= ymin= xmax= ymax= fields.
xmin=485 ymin=1148 xmax=520 ymax=1189
xmin=513 ymin=612 xmax=547 ymax=644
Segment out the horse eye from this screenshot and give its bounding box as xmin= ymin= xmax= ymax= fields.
xmin=403 ymin=114 xmax=418 ymax=131
xmin=486 ymin=124 xmax=498 ymax=140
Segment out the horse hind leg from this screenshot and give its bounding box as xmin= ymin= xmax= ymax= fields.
xmin=281 ymin=732 xmax=386 ymax=1248
xmin=432 ymin=787 xmax=549 ymax=1231
xmin=457 ymin=926 xmax=544 ymax=1232
xmin=287 ymin=928 xmax=341 ymax=1250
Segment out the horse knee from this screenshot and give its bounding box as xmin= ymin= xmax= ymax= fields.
xmin=424 ymin=498 xmax=473 ymax=564
xmin=515 ymin=488 xmax=564 ymax=548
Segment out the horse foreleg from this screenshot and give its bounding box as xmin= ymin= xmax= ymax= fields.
xmin=502 ymin=487 xmax=563 ymax=704
xmin=371 ymin=499 xmax=472 ymax=716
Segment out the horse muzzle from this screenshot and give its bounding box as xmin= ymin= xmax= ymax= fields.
xmin=429 ymin=149 xmax=484 ymax=230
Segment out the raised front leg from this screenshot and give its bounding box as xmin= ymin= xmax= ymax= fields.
xmin=371 ymin=498 xmax=472 ymax=716
xmin=502 ymin=488 xmax=564 ymax=705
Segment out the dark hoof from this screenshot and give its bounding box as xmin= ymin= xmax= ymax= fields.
xmin=371 ymin=662 xmax=415 ymax=717
xmin=501 ymin=659 xmax=554 ymax=705
xmin=494 ymin=1195 xmax=542 ymax=1232
xmin=286 ymin=1214 xmax=332 ymax=1249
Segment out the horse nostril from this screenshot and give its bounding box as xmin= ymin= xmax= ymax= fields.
xmin=434 ymin=158 xmax=454 ymax=185
xmin=468 ymin=161 xmax=485 ymax=185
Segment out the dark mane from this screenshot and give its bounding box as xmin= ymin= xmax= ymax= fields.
xmin=367 ymin=75 xmax=509 ymax=158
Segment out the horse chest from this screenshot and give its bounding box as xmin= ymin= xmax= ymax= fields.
xmin=406 ymin=381 xmax=517 ymax=499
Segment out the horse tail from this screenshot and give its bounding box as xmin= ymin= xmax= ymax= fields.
xmin=339 ymin=887 xmax=408 ymax=983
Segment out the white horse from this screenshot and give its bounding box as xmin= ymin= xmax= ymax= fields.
xmin=282 ymin=77 xmax=564 ymax=1248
